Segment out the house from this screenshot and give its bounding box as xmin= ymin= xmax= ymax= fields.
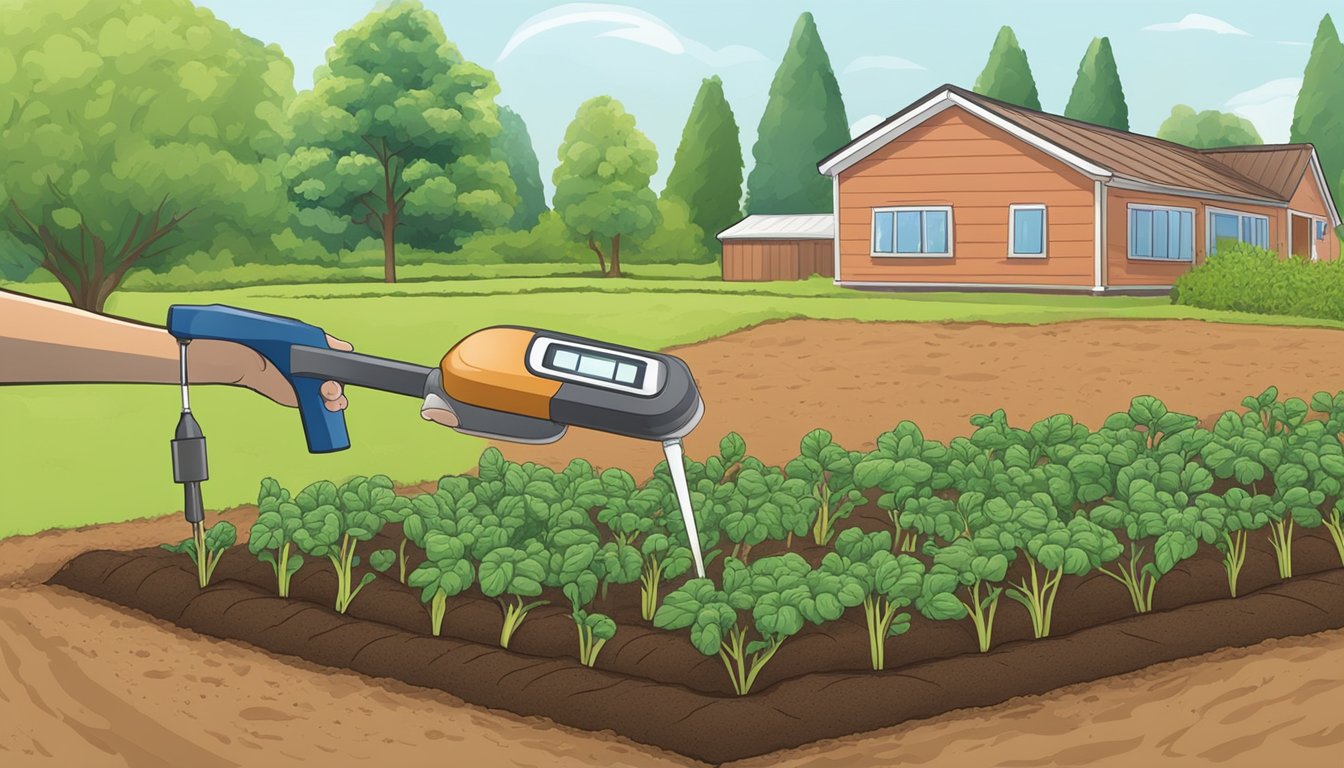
xmin=775 ymin=84 xmax=1339 ymax=292
xmin=717 ymin=214 xmax=834 ymax=280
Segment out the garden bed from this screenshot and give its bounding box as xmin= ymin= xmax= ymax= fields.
xmin=52 ymin=523 xmax=1344 ymax=763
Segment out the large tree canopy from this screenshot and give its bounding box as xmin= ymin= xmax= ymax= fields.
xmin=664 ymin=76 xmax=744 ymax=251
xmin=496 ymin=106 xmax=548 ymax=230
xmin=286 ymin=0 xmax=516 ymax=282
xmin=746 ymin=13 xmax=849 ymax=215
xmin=1292 ymin=15 xmax=1344 ymax=206
xmin=1065 ymin=37 xmax=1129 ymax=130
xmin=0 ymin=0 xmax=293 ymax=312
xmin=974 ymin=26 xmax=1041 ymax=110
xmin=552 ymin=96 xmax=659 ymax=277
xmin=1157 ymin=105 xmax=1262 ymax=149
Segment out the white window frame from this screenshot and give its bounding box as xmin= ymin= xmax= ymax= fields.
xmin=1207 ymin=206 xmax=1270 ymax=255
xmin=871 ymin=205 xmax=954 ymax=258
xmin=1008 ymin=204 xmax=1048 ymax=259
xmin=1127 ymin=203 xmax=1196 ymax=263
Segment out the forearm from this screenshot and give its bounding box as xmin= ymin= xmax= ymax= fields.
xmin=0 ymin=289 xmax=256 ymax=386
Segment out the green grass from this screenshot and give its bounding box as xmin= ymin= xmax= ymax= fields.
xmin=4 ymin=269 xmax=1343 ymax=539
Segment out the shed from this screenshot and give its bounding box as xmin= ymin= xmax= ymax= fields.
xmin=717 ymin=214 xmax=835 ymax=281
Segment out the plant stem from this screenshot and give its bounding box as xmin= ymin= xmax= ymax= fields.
xmin=1221 ymin=529 xmax=1247 ymax=597
xmin=862 ymin=595 xmax=897 ymax=670
xmin=1099 ymin=543 xmax=1155 ymax=613
xmin=397 ymin=538 xmax=408 ymax=584
xmin=959 ymin=580 xmax=1000 ymax=652
xmin=1324 ymin=508 xmax=1344 ymax=567
xmin=277 ymin=542 xmax=292 ymax=598
xmin=1269 ymin=517 xmax=1295 ymax=579
xmin=812 ymin=478 xmax=832 ymax=546
xmin=193 ymin=524 xmax=208 ymax=588
xmin=640 ymin=557 xmax=663 ymax=621
xmin=1007 ymin=556 xmax=1063 ymax=639
xmin=429 ymin=591 xmax=446 ymax=636
xmin=498 ymin=596 xmax=546 ymax=648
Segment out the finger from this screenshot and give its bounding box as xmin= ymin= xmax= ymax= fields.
xmin=320 ymin=380 xmax=343 ymax=401
xmin=326 ymin=334 xmax=354 ymax=352
xmin=421 ymin=407 xmax=460 ymax=427
xmin=324 ymin=394 xmax=348 ymax=413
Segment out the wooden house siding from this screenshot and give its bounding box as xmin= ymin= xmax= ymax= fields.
xmin=1287 ymin=171 xmax=1340 ymax=261
xmin=721 ymin=239 xmax=833 ymax=281
xmin=836 ymin=109 xmax=1095 ymax=287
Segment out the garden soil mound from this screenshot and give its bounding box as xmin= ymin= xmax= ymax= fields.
xmin=52 ymin=532 xmax=1344 ymax=764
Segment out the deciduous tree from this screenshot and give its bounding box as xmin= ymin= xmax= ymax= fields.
xmin=1157 ymin=105 xmax=1262 ymax=148
xmin=286 ymin=0 xmax=516 ymax=283
xmin=0 ymin=0 xmax=292 ymax=312
xmin=497 ymin=106 xmax=548 ymax=230
xmin=552 ymin=97 xmax=660 ymax=277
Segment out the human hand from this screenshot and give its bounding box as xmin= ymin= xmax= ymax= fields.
xmin=211 ymin=335 xmax=353 ymax=412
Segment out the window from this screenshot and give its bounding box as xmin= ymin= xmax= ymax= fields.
xmin=1318 ymin=220 xmax=1328 ymax=241
xmin=872 ymin=207 xmax=952 ymax=256
xmin=1128 ymin=204 xmax=1194 ymax=261
xmin=1208 ymin=208 xmax=1270 ymax=254
xmin=1008 ymin=204 xmax=1046 ymax=258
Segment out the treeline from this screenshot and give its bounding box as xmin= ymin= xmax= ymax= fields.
xmin=0 ymin=1 xmax=854 ymax=311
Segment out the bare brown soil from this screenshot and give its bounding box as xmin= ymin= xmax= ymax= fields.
xmin=5 ymin=317 xmax=1344 ymax=766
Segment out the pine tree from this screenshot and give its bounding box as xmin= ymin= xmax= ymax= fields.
xmin=664 ymin=76 xmax=744 ymax=250
xmin=496 ymin=106 xmax=548 ymax=230
xmin=974 ymin=26 xmax=1041 ymax=110
xmin=1065 ymin=37 xmax=1129 ymax=130
xmin=1292 ymin=14 xmax=1344 ymax=205
xmin=746 ymin=12 xmax=849 ymax=214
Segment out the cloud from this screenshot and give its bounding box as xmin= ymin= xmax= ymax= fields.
xmin=1270 ymin=40 xmax=1310 ymax=47
xmin=843 ymin=55 xmax=924 ymax=75
xmin=1144 ymin=13 xmax=1249 ymax=36
xmin=1226 ymin=78 xmax=1301 ymax=143
xmin=850 ymin=114 xmax=886 ymax=137
xmin=497 ymin=3 xmax=766 ymax=67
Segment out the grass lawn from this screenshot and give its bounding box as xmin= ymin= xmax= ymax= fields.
xmin=3 ymin=268 xmax=1342 ymax=539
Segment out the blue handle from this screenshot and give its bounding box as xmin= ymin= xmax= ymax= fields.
xmin=166 ymin=304 xmax=350 ymax=453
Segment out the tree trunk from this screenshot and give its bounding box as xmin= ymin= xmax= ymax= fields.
xmin=586 ymin=234 xmax=607 ymax=274
xmin=607 ymin=233 xmax=622 ymax=277
xmin=382 ymin=210 xmax=397 ymax=283
xmin=382 ymin=166 xmax=398 ymax=284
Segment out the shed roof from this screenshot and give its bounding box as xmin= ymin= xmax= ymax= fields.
xmin=717 ymin=214 xmax=834 ymax=241
xmin=818 ymin=84 xmax=1339 ymax=225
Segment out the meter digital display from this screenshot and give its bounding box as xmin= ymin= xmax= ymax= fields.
xmin=527 ymin=336 xmax=662 ymax=397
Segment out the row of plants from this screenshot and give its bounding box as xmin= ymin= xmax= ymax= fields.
xmin=164 ymin=387 xmax=1344 ymax=695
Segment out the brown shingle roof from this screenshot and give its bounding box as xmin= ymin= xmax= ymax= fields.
xmin=821 ymin=84 xmax=1324 ymax=208
xmin=943 ymin=85 xmax=1287 ymax=201
xmin=1198 ymin=145 xmax=1313 ymax=201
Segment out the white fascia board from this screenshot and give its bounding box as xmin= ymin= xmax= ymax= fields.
xmin=818 ymin=90 xmax=1112 ymax=181
xmin=1306 ymin=148 xmax=1342 ymax=227
xmin=832 ymin=175 xmax=841 ymax=284
xmin=1107 ymin=176 xmax=1289 ymax=209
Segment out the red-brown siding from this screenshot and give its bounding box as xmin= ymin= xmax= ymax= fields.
xmin=1287 ymin=168 xmax=1340 ymax=261
xmin=836 ymin=109 xmax=1095 ymax=287
xmin=722 ymin=240 xmax=833 ymax=281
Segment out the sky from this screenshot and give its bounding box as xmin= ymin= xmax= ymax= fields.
xmin=205 ymin=0 xmax=1329 ymax=196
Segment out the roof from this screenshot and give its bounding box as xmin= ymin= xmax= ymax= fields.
xmin=717 ymin=214 xmax=834 ymax=241
xmin=818 ymin=84 xmax=1339 ymax=225
xmin=1199 ymin=145 xmax=1313 ymax=201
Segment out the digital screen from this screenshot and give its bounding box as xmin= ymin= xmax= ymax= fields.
xmin=544 ymin=344 xmax=646 ymax=388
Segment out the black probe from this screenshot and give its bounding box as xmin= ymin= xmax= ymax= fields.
xmin=170 ymin=340 xmax=208 ymax=544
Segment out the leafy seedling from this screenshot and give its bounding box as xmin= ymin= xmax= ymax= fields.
xmin=247 ymin=478 xmax=305 ymax=597
xmin=407 ymin=531 xmax=475 ymax=636
xmin=831 ymin=528 xmax=923 ymax=669
xmin=163 ymin=521 xmax=236 ymax=589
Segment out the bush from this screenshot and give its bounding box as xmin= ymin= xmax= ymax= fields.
xmin=1172 ymin=243 xmax=1344 ymax=321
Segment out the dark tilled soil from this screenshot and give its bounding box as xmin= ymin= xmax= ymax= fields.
xmin=51 ymin=523 xmax=1344 ymax=763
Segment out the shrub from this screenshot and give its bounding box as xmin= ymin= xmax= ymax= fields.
xmin=1172 ymin=243 xmax=1344 ymax=321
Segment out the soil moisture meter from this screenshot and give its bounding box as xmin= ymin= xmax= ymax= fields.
xmin=165 ymin=304 xmax=708 ymax=577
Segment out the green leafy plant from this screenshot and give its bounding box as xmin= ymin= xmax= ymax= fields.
xmin=854 ymin=421 xmax=949 ymax=551
xmin=1196 ymin=488 xmax=1273 ymax=596
xmin=163 ymin=521 xmax=237 ymax=589
xmin=785 ymin=429 xmax=864 ymax=546
xmin=478 ymin=541 xmax=549 ymax=648
xmin=247 ymin=478 xmax=305 ymax=597
xmin=720 ymin=466 xmax=810 ymax=562
xmin=1265 ymin=482 xmax=1326 ymax=579
xmin=406 ymin=531 xmax=475 ymax=636
xmin=831 ymin=528 xmax=923 ymax=669
xmin=552 ymin=540 xmax=616 ymax=667
xmin=919 ymin=523 xmax=1010 ymax=652
xmin=655 ymin=554 xmax=859 ymax=695
xmin=291 ymin=478 xmax=395 ymax=613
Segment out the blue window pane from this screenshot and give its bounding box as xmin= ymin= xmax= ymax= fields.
xmin=1167 ymin=211 xmax=1183 ymax=261
xmin=1318 ymin=220 xmax=1328 ymax=241
xmin=1132 ymin=210 xmax=1153 ymax=257
xmin=1013 ymin=208 xmax=1044 ymax=254
xmin=1258 ymin=219 xmax=1268 ymax=247
xmin=873 ymin=211 xmax=893 ymax=252
xmin=1153 ymin=210 xmax=1169 ymax=259
xmin=924 ymin=210 xmax=949 ymax=253
xmin=1180 ymin=211 xmax=1193 ymax=260
xmin=1211 ymin=213 xmax=1239 ymax=253
xmin=896 ymin=211 xmax=923 ymax=253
